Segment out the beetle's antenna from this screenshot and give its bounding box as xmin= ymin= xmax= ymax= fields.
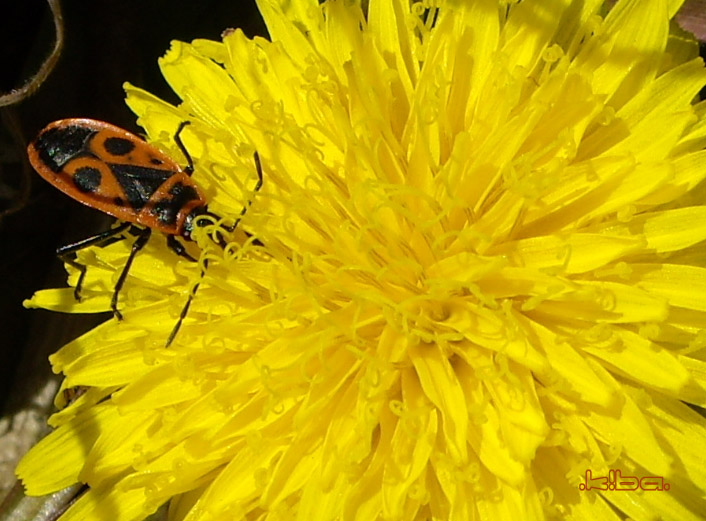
xmin=166 ymin=258 xmax=207 ymax=347
xmin=224 ymin=152 xmax=263 ymax=232
xmin=165 ymin=151 xmax=263 ymax=347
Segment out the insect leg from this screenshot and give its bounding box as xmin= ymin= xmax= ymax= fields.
xmin=57 ymin=222 xmax=132 ymax=301
xmin=111 ymin=227 xmax=151 ymax=320
xmin=174 ymin=121 xmax=194 ymax=175
xmin=167 ymin=235 xmax=197 ymax=262
xmin=166 ymin=258 xmax=208 ymax=347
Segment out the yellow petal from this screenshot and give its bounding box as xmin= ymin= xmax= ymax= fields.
xmin=409 ymin=343 xmax=468 ymax=465
xmin=633 ymin=264 xmax=706 ymax=311
xmin=17 ymin=405 xmax=119 ymax=495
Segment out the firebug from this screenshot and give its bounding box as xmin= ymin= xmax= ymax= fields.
xmin=27 ymin=118 xmax=262 ymax=346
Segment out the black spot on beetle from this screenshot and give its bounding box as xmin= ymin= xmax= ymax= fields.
xmin=35 ymin=125 xmax=97 ymax=172
xmin=150 ymin=157 xmax=163 ymax=165
xmin=73 ymin=166 xmax=102 ymax=193
xmin=103 ymin=137 xmax=136 ymax=156
xmin=108 ymin=163 xmax=172 ymax=210
xmin=151 ymin=182 xmax=200 ymax=226
xmin=114 ymin=197 xmax=125 ymax=206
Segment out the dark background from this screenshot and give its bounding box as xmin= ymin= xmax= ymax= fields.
xmin=0 ymin=1 xmax=266 ymax=420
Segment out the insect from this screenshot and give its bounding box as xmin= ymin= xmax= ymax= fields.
xmin=27 ymin=118 xmax=262 ymax=346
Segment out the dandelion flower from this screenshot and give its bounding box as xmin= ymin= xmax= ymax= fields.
xmin=18 ymin=0 xmax=706 ymax=520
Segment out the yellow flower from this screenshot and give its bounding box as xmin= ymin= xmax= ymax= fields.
xmin=18 ymin=0 xmax=706 ymax=520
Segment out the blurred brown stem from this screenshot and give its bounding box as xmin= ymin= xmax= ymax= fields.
xmin=0 ymin=0 xmax=64 ymax=107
